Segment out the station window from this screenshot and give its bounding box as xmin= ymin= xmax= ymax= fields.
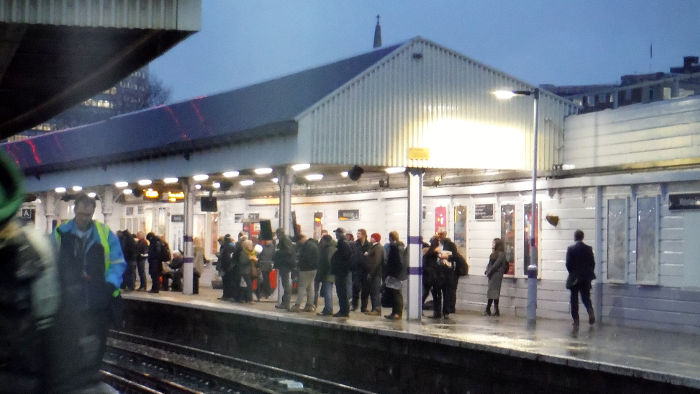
xmin=636 ymin=196 xmax=659 ymax=285
xmin=606 ymin=198 xmax=628 ymax=282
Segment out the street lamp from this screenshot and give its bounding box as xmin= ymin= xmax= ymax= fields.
xmin=494 ymin=88 xmax=540 ymax=327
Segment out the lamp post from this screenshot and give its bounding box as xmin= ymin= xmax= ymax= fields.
xmin=494 ymin=88 xmax=540 ymax=327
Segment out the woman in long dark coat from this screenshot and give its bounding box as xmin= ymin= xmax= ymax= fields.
xmin=484 ymin=238 xmax=508 ymax=316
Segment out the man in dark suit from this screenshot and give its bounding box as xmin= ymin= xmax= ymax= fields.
xmin=565 ymin=229 xmax=596 ymax=328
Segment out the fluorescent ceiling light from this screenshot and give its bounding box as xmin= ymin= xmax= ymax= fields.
xmin=195 ymin=184 xmax=202 ymax=190
xmin=212 ymin=182 xmax=221 ymax=189
xmin=562 ymin=164 xmax=576 ymax=170
xmin=138 ymin=179 xmax=152 ymax=186
xmin=72 ymin=185 xmax=82 ymax=192
xmin=305 ymin=173 xmax=323 ymax=181
xmin=55 ymin=187 xmax=66 ymax=193
xmin=254 ymin=167 xmax=273 ymax=175
xmin=115 ymin=181 xmax=129 ymax=188
xmin=163 ymin=177 xmax=179 ymax=184
xmin=291 ymin=163 xmax=310 ymax=171
xmin=240 ymin=179 xmax=255 ymax=186
xmin=223 ymin=171 xmax=239 ymax=178
xmin=123 ymin=189 xmax=133 ymax=195
xmin=271 ymin=177 xmax=279 ymax=183
xmin=193 ymin=174 xmax=209 ymax=181
xmin=385 ymin=167 xmax=406 ymax=174
xmin=340 ymin=171 xmax=349 ymax=178
xmin=87 ymin=192 xmax=96 ymax=198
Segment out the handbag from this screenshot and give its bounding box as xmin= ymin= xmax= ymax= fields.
xmin=565 ymin=274 xmax=579 ymax=289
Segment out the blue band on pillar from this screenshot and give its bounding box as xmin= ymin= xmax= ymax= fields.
xmin=184 ymin=235 xmax=194 ymax=242
xmin=184 ymin=257 xmax=194 ymax=263
xmin=409 ymin=267 xmax=422 ymax=275
xmin=408 ymin=235 xmax=422 ymax=244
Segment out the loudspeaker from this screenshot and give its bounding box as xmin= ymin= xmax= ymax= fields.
xmin=349 ymin=165 xmax=364 ymax=181
xmin=259 ymin=220 xmax=273 ymax=240
xmin=132 ymin=189 xmax=144 ymax=198
xmin=200 ymin=196 xmax=218 ymax=212
xmin=220 ymin=180 xmax=233 ymax=191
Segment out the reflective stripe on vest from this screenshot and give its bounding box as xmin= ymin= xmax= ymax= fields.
xmin=95 ymin=222 xmax=119 ymax=297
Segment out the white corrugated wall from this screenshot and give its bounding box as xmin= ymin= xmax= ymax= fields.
xmin=297 ymin=38 xmax=578 ymax=172
xmin=564 ymin=96 xmax=700 ymax=169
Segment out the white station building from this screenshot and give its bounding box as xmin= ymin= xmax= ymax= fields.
xmin=4 ymin=37 xmax=699 ymax=334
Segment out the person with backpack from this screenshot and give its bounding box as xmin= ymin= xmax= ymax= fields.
xmin=273 ymin=228 xmax=297 ymax=310
xmin=146 ymin=232 xmax=163 ymax=293
xmin=383 ymin=231 xmax=406 ymax=320
xmin=217 ymin=234 xmax=237 ymax=301
xmin=484 ymin=238 xmax=508 ymax=316
xmin=331 ymin=228 xmax=352 ymax=318
xmin=290 ymin=234 xmax=319 ymax=312
xmin=362 ymin=233 xmax=384 ymax=316
xmin=351 ymin=229 xmax=370 ymax=312
xmin=438 ymin=231 xmax=468 ymax=314
xmin=119 ymin=229 xmax=138 ymax=291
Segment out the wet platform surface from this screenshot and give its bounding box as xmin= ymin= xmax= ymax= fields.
xmin=123 ymin=286 xmax=700 ymax=390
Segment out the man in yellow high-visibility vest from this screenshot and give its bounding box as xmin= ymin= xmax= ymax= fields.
xmin=54 ymin=192 xmax=126 ymax=389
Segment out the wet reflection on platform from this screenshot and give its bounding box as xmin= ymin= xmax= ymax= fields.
xmin=124 ymin=286 xmax=700 ymax=389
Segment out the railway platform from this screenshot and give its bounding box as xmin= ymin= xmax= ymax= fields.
xmin=121 ymin=286 xmax=700 ymax=392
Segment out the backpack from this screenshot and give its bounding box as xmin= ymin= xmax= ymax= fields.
xmin=453 ymin=251 xmax=469 ymax=276
xmin=160 ymin=241 xmax=172 ymax=262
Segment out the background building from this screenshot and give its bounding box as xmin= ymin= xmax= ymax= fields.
xmin=6 ymin=67 xmax=170 ymax=142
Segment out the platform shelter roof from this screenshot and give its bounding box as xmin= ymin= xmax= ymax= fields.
xmin=2 ymin=43 xmax=401 ymax=177
xmin=3 ymin=37 xmax=579 ymax=195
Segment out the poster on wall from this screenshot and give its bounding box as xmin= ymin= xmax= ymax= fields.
xmin=435 ymin=206 xmax=447 ymax=235
xmin=313 ymin=212 xmax=323 ymax=239
xmin=501 ymin=204 xmax=515 ymax=275
xmin=523 ymin=203 xmax=540 ymax=276
xmin=338 ymin=209 xmax=359 ymax=221
xmin=453 ymin=206 xmax=467 ymax=256
xmin=475 ymin=203 xmax=494 ymax=221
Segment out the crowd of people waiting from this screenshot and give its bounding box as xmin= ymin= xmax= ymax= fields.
xmin=116 ymin=230 xmax=207 ymax=294
xmin=214 ymin=226 xmax=471 ymax=320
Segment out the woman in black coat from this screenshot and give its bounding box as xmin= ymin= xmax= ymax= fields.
xmin=146 ymin=232 xmax=162 ymax=293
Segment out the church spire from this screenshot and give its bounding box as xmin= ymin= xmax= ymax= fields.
xmin=373 ymin=15 xmax=382 ymax=48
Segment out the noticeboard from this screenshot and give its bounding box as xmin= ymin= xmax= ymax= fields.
xmin=669 ymin=193 xmax=700 ymax=210
xmin=474 ymin=203 xmax=494 ymax=221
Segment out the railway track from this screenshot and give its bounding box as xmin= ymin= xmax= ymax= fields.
xmin=104 ymin=330 xmax=375 ymax=393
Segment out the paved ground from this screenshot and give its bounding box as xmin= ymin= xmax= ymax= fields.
xmin=124 ymin=286 xmax=700 ymax=390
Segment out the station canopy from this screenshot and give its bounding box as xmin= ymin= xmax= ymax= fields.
xmin=0 ymin=0 xmax=201 ymax=140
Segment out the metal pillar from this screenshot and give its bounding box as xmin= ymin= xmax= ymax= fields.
xmin=594 ymin=186 xmax=603 ymax=324
xmin=278 ymin=168 xmax=294 ymax=234
xmin=182 ymin=179 xmax=195 ymax=295
xmin=406 ymin=168 xmax=424 ymax=320
xmin=527 ymin=88 xmax=540 ymax=327
xmin=101 ymin=187 xmax=113 ymax=226
xmin=277 ymin=168 xmax=294 ymax=304
xmin=44 ymin=192 xmax=55 ymax=234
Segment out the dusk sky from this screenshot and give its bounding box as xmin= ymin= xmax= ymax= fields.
xmin=149 ymin=1 xmax=700 ymax=103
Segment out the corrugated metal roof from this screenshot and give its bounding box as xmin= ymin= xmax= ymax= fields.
xmin=2 ymin=43 xmax=401 ymax=176
xmin=298 ymin=38 xmax=579 ymax=171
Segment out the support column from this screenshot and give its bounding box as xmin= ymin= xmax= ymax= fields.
xmin=102 ymin=187 xmax=113 ymax=226
xmin=44 ymin=192 xmax=55 ymax=235
xmin=406 ymin=168 xmax=424 ymax=321
xmin=182 ymin=179 xmax=195 ymax=295
xmin=278 ymin=168 xmax=294 ymax=234
xmin=594 ymin=186 xmax=603 ymax=324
